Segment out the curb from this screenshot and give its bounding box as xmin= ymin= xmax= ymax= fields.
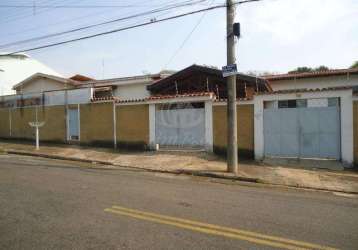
xmin=5 ymin=149 xmax=358 ymax=195
xmin=6 ymin=149 xmax=260 ymax=183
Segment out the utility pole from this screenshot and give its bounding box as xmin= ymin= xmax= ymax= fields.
xmin=226 ymin=0 xmax=238 ymax=174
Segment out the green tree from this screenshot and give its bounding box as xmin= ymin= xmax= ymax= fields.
xmin=288 ymin=67 xmax=313 ymax=74
xmin=349 ymin=61 xmax=358 ymax=69
xmin=314 ymin=65 xmax=329 ymax=71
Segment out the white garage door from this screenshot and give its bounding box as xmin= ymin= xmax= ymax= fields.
xmin=263 ymin=98 xmax=341 ymax=159
xmin=155 ymin=103 xmax=205 ymax=148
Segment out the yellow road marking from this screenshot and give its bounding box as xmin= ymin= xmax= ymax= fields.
xmin=105 ymin=208 xmax=302 ymax=250
xmin=105 ymin=206 xmax=337 ymax=250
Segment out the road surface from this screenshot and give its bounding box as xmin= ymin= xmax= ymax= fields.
xmin=0 ymin=154 xmax=357 ymax=249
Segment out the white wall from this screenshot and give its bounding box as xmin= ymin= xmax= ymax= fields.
xmin=0 ymin=54 xmax=62 ymax=95
xmin=254 ymin=89 xmax=354 ymax=165
xmin=269 ymin=75 xmax=358 ymax=91
xmin=17 ymin=78 xmax=67 ymax=94
xmin=113 ymin=83 xmax=150 ymax=100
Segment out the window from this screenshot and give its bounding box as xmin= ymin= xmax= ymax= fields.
xmin=278 ymin=100 xmax=297 ymax=108
xmin=296 ymin=99 xmax=307 ymax=108
xmin=93 ymin=87 xmax=113 ymax=99
xmin=264 ymin=101 xmax=277 ymax=109
xmin=278 ymin=99 xmax=307 ymax=109
xmin=328 ymin=97 xmax=339 ymax=107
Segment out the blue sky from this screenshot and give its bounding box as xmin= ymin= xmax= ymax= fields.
xmin=1 ymin=0 xmax=357 ymax=79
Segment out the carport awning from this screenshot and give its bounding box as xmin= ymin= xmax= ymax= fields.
xmin=147 ymin=64 xmax=271 ymax=99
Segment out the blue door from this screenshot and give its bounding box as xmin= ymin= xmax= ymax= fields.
xmin=68 ymin=108 xmax=79 ymax=140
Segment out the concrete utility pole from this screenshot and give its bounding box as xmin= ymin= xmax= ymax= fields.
xmin=226 ymin=0 xmax=238 ymax=174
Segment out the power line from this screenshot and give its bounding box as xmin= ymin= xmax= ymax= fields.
xmin=0 ymin=4 xmax=208 ymax=8
xmin=5 ymin=0 xmax=262 ymax=55
xmin=163 ymin=0 xmax=214 ymax=69
xmin=0 ymin=0 xmax=79 ymax=24
xmin=1 ymin=0 xmax=164 ymax=38
xmin=0 ymin=0 xmax=207 ymax=49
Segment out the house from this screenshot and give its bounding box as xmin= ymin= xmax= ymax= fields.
xmin=264 ymin=68 xmax=358 ymax=91
xmin=13 ymin=73 xmax=82 ymax=94
xmin=81 ymin=70 xmax=174 ymax=100
xmin=1 ymin=64 xmax=358 ymax=167
xmin=0 ymin=53 xmax=62 ymax=95
xmin=10 ymin=70 xmax=173 ymax=99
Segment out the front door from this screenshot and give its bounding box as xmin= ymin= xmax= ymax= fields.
xmin=68 ymin=108 xmax=79 ymax=140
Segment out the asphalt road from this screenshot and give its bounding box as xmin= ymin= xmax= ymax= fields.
xmin=0 ymin=154 xmax=357 ymax=250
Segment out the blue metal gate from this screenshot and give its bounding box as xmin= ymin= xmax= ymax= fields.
xmin=155 ymin=108 xmax=205 ymax=147
xmin=263 ymin=106 xmax=340 ymax=159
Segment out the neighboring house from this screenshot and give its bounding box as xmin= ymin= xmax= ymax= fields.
xmin=13 ymin=73 xmax=81 ymax=94
xmin=81 ymin=70 xmax=174 ymax=100
xmin=11 ymin=70 xmax=173 ymax=99
xmin=0 ymin=53 xmax=62 ymax=95
xmin=264 ymin=68 xmax=358 ymax=91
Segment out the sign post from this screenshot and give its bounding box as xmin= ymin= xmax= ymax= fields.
xmin=29 ymin=121 xmax=45 ymax=150
xmin=222 ymin=64 xmax=238 ymax=78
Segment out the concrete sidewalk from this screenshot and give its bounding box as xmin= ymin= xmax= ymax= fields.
xmin=1 ymin=140 xmax=358 ymax=194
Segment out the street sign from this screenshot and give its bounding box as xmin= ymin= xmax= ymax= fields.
xmin=222 ymin=64 xmax=238 ymax=77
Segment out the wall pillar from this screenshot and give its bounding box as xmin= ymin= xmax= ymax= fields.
xmin=149 ymin=103 xmax=156 ymax=150
xmin=254 ymin=96 xmax=264 ymax=160
xmin=341 ymin=93 xmax=354 ymax=166
xmin=205 ymin=100 xmax=213 ymax=152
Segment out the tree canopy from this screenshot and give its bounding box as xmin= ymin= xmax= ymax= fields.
xmin=288 ymin=65 xmax=330 ymax=74
xmin=349 ymin=61 xmax=358 ymax=69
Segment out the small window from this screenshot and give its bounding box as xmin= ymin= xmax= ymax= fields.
xmin=264 ymin=101 xmax=277 ymax=109
xmin=278 ymin=100 xmax=296 ymax=108
xmin=328 ymin=98 xmax=339 ymax=107
xmin=287 ymin=100 xmax=296 ymax=108
xmin=296 ymin=99 xmax=307 ymax=108
xmin=93 ymin=87 xmax=113 ymax=98
xmin=278 ymin=100 xmax=288 ymax=108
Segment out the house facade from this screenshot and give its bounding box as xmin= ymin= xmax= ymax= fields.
xmin=0 ymin=66 xmax=358 ymax=167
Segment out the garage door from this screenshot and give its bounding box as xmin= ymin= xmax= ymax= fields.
xmin=155 ymin=103 xmax=205 ymax=148
xmin=263 ymin=98 xmax=341 ymax=159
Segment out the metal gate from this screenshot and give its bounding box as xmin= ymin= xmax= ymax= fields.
xmin=155 ymin=105 xmax=205 ymax=148
xmin=263 ymin=105 xmax=340 ymax=159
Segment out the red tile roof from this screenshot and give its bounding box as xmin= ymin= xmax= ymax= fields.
xmin=91 ymin=92 xmax=215 ymax=104
xmin=70 ymin=74 xmax=94 ymax=82
xmin=256 ymin=86 xmax=353 ymax=95
xmin=90 ymin=96 xmax=118 ymax=102
xmin=147 ymin=92 xmax=214 ymax=101
xmin=264 ymin=68 xmax=358 ymax=81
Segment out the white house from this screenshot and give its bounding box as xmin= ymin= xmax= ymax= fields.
xmin=264 ymin=68 xmax=358 ymax=91
xmin=0 ymin=53 xmax=62 ymax=95
xmin=81 ymin=70 xmax=174 ymax=100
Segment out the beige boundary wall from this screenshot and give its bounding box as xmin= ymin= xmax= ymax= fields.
xmin=80 ymin=103 xmax=114 ymax=146
xmin=0 ymin=102 xmax=151 ymax=150
xmin=116 ymin=104 xmax=149 ymax=150
xmin=0 ymin=105 xmax=67 ymax=142
xmin=1 ymin=99 xmax=356 ymax=164
xmin=212 ymin=104 xmax=255 ymax=158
